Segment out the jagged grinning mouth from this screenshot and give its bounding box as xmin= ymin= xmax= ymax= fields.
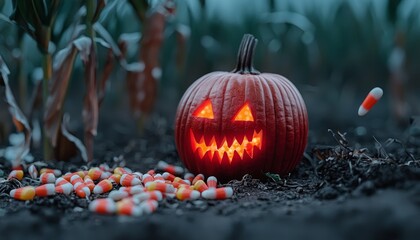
xmin=190 ymin=129 xmax=263 ymax=163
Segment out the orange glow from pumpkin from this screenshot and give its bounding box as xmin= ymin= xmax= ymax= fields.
xmin=193 ymin=99 xmax=214 ymax=119
xmin=190 ymin=129 xmax=262 ymax=163
xmin=233 ymin=103 xmax=254 ymax=121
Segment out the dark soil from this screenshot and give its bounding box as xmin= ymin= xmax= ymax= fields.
xmin=1 ymin=115 xmax=420 ymax=240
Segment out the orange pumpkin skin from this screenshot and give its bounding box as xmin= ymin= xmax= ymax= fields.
xmin=175 ymin=34 xmax=308 ymax=182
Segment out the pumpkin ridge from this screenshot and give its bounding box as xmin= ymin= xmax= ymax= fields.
xmin=280 ymin=77 xmax=308 ymax=170
xmin=265 ymin=76 xmax=289 ymax=174
xmin=278 ymin=78 xmax=300 ymax=172
xmin=277 ymin=75 xmax=308 ymax=172
xmin=257 ymin=74 xmax=276 ymax=174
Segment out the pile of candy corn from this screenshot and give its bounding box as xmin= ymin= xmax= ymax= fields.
xmin=6 ymin=160 xmax=233 ymax=216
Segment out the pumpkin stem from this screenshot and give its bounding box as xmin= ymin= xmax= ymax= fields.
xmin=232 ymin=34 xmax=260 ymax=75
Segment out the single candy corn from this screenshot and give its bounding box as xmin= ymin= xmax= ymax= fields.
xmin=88 ymin=167 xmax=104 ymax=181
xmin=28 ymin=165 xmax=38 ymax=179
xmin=74 ymin=183 xmax=91 ymax=198
xmin=153 ymin=173 xmax=165 ymax=183
xmin=10 ymin=186 xmax=35 ymax=201
xmin=8 ymin=170 xmax=24 ymax=180
xmin=116 ymin=200 xmax=142 ymax=216
xmin=206 ymin=176 xmax=217 ymax=188
xmin=108 ymin=190 xmax=129 ymax=201
xmin=132 ymin=191 xmax=163 ymax=203
xmin=193 ymin=180 xmax=209 ymax=193
xmin=62 ymin=172 xmax=74 ymax=181
xmin=173 ymin=177 xmax=190 ymax=186
xmin=108 ymin=174 xmax=121 ymax=184
xmin=176 ymin=188 xmax=200 ymax=201
xmin=114 ymin=167 xmax=129 ymax=175
xmin=70 ymin=174 xmax=83 ymax=186
xmin=35 ymin=183 xmax=56 ymax=197
xmin=120 ymin=174 xmax=141 ymax=186
xmin=141 ymin=174 xmax=154 ymax=184
xmin=40 ymin=173 xmax=56 ymax=184
xmin=162 ymin=172 xmax=176 ymax=181
xmin=55 ymin=182 xmax=73 ymax=195
xmin=40 ymin=168 xmax=62 ymax=177
xmin=119 ymin=186 xmax=144 ymax=195
xmin=202 ymin=187 xmax=233 ymax=200
xmin=192 ymin=174 xmax=204 ymax=185
xmin=84 ymin=176 xmax=95 ymax=191
xmin=89 ymin=198 xmax=116 ymax=214
xmin=358 ymin=87 xmax=383 ymax=116
xmin=55 ymin=177 xmax=70 ymax=186
xmin=93 ymin=179 xmax=113 ymax=194
xmin=145 ymin=182 xmax=175 ymax=193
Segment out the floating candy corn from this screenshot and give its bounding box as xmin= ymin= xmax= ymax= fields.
xmin=93 ymin=179 xmax=113 ymax=194
xmin=35 ymin=183 xmax=56 ymax=197
xmin=156 ymin=161 xmax=184 ymax=175
xmin=89 ymin=198 xmax=116 ymax=214
xmin=40 ymin=172 xmax=56 ymax=184
xmin=202 ymin=187 xmax=233 ymax=200
xmin=8 ymin=170 xmax=23 ymax=180
xmin=120 ymin=174 xmax=141 ymax=186
xmin=358 ymin=87 xmax=383 ymax=116
xmin=176 ymin=188 xmax=200 ymax=201
xmin=28 ymin=165 xmax=38 ymax=179
xmin=206 ymin=176 xmax=217 ymax=188
xmin=10 ymin=186 xmax=35 ymax=201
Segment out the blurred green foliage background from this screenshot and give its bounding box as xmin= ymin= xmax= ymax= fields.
xmin=1 ymin=0 xmax=419 ymax=135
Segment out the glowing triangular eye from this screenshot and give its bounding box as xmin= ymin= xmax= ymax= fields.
xmin=233 ymin=103 xmax=254 ymax=121
xmin=193 ymin=99 xmax=214 ymax=119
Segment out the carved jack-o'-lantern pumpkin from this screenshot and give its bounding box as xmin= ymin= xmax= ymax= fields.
xmin=175 ymin=34 xmax=308 ymax=181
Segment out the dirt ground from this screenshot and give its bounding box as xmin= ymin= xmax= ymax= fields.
xmin=1 ymin=114 xmax=420 ymax=240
